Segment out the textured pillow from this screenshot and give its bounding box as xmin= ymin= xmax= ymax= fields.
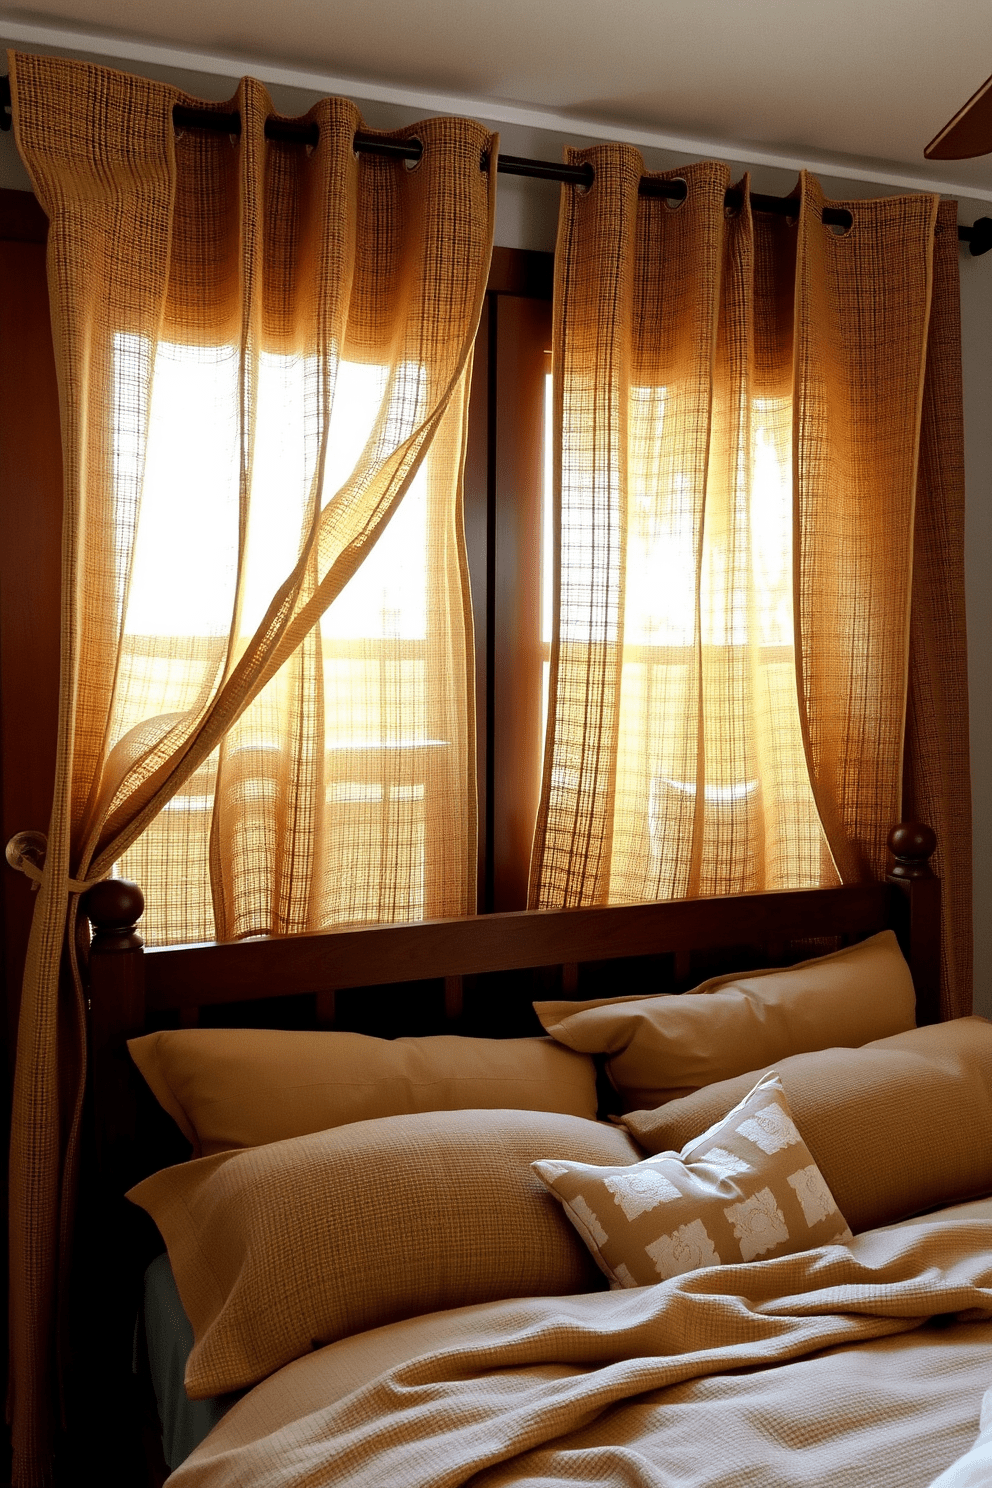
xmin=534 ymin=1073 xmax=851 ymax=1288
xmin=128 ymin=1029 xmax=598 ymax=1156
xmin=621 ymin=1017 xmax=992 ymax=1233
xmin=127 ymin=1107 xmax=642 ymax=1397
xmin=535 ymin=930 xmax=916 ymax=1109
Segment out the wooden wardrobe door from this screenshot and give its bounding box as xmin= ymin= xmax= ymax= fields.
xmin=0 ymin=187 xmax=61 ymax=1064
xmin=0 ymin=184 xmax=61 ymax=1482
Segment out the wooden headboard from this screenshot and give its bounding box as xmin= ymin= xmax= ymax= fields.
xmin=82 ymin=821 xmax=940 ymax=1193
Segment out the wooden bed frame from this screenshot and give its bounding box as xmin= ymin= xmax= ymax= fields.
xmin=82 ymin=820 xmax=941 ymax=1190
xmin=73 ymin=818 xmax=940 ymax=1484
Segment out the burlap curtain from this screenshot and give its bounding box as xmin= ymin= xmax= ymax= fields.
xmin=531 ymin=151 xmax=971 ymax=1019
xmin=7 ymin=51 xmax=494 ymax=1485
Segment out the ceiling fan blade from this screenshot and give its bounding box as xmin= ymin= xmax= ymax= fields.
xmin=926 ymin=70 xmax=992 ymax=159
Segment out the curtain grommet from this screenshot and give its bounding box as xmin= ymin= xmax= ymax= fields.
xmin=664 ymin=178 xmax=688 ymax=211
xmin=573 ymin=161 xmax=595 ymax=196
xmin=825 ymin=208 xmax=854 ymax=238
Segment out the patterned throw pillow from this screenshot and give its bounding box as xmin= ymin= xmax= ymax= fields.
xmin=532 ymin=1072 xmax=852 ymax=1287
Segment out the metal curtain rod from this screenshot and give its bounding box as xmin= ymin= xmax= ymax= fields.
xmin=2 ymin=79 xmax=989 ymax=255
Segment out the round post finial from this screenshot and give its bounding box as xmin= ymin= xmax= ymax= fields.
xmin=887 ymin=822 xmax=936 ymax=880
xmin=82 ymin=878 xmax=145 ymax=951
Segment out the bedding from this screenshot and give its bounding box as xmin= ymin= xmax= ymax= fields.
xmin=930 ymin=1381 xmax=992 ymax=1486
xmin=145 ymin=1195 xmax=992 ymax=1476
xmin=622 ymin=1017 xmax=992 ymax=1231
xmin=534 ymin=1072 xmax=851 ymax=1285
xmin=127 ymin=1107 xmax=641 ymax=1397
xmin=143 ymin=1253 xmax=231 ymax=1473
xmin=127 ymin=1028 xmax=598 ymax=1155
xmin=166 ymin=1204 xmax=992 ymax=1487
xmin=129 ymin=1003 xmax=992 ymax=1483
xmin=535 ymin=929 xmax=917 ymax=1108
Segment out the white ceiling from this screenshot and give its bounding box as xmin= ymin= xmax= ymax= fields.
xmin=5 ymin=0 xmax=992 ymax=194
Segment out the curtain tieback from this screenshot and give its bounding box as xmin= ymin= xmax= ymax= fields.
xmin=5 ymin=830 xmax=99 ymax=893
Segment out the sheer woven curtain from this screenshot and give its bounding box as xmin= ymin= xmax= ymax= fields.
xmin=7 ymin=51 xmax=494 ymax=1486
xmin=531 ymin=151 xmax=971 ymax=1018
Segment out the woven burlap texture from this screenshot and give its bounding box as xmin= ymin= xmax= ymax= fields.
xmin=530 ymin=151 xmax=971 ymax=1026
xmin=7 ymin=49 xmax=495 ymax=1486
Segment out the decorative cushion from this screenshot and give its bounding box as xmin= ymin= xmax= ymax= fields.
xmin=127 ymin=1107 xmax=642 ymax=1398
xmin=533 ymin=1072 xmax=851 ymax=1287
xmin=128 ymin=1028 xmax=599 ymax=1156
xmin=534 ymin=930 xmax=916 ymax=1110
xmin=621 ymin=1017 xmax=992 ymax=1232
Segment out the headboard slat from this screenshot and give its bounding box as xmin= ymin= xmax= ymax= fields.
xmin=140 ymin=882 xmax=899 ymax=1010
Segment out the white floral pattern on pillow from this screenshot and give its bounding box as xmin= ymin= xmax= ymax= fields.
xmin=725 ymin=1187 xmax=790 ymax=1260
xmin=737 ymin=1105 xmax=802 ymax=1154
xmin=787 ymin=1164 xmax=839 ymax=1226
xmin=646 ymin=1219 xmax=721 ymax=1278
xmin=604 ymin=1168 xmax=681 ymax=1220
xmin=701 ymin=1147 xmax=753 ymax=1178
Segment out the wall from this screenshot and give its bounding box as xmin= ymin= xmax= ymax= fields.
xmin=1 ymin=34 xmax=987 ymax=1016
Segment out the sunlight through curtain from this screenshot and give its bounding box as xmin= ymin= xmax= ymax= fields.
xmin=531 ymin=154 xmax=971 ymax=1024
xmin=7 ymin=51 xmax=495 ymax=1485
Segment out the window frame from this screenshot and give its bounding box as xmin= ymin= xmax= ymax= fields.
xmin=465 ymin=247 xmax=552 ymax=913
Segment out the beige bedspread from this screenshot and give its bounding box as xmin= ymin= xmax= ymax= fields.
xmin=172 ymin=1217 xmax=992 ymax=1487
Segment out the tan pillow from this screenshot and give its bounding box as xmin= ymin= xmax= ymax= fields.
xmin=127 ymin=1107 xmax=642 ymax=1398
xmin=534 ymin=1073 xmax=851 ymax=1287
xmin=535 ymin=930 xmax=916 ymax=1109
xmin=621 ymin=1017 xmax=992 ymax=1233
xmin=128 ymin=1029 xmax=598 ymax=1156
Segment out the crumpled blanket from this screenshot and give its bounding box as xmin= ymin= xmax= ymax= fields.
xmin=929 ymin=1381 xmax=992 ymax=1487
xmin=171 ymin=1218 xmax=992 ymax=1487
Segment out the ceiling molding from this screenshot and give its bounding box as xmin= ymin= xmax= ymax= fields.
xmin=2 ymin=11 xmax=991 ymax=202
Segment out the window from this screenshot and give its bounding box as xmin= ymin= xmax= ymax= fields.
xmin=110 ymin=242 xmax=822 ymax=941
xmin=108 ymin=250 xmax=554 ymax=942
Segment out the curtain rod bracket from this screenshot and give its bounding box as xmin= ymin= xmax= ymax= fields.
xmin=967 ymin=216 xmax=992 ymax=256
xmin=0 ymin=76 xmax=987 ymax=252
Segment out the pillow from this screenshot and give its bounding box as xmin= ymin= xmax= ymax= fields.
xmin=128 ymin=1029 xmax=598 ymax=1156
xmin=621 ymin=1017 xmax=992 ymax=1233
xmin=126 ymin=1107 xmax=642 ymax=1398
xmin=533 ymin=1072 xmax=851 ymax=1288
xmin=534 ymin=930 xmax=916 ymax=1109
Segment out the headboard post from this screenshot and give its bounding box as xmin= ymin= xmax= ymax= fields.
xmin=82 ymin=877 xmax=147 ymax=1188
xmin=886 ymin=822 xmax=941 ymax=1024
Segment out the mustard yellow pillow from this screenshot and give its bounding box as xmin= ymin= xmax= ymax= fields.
xmin=534 ymin=930 xmax=916 ymax=1109
xmin=621 ymin=1017 xmax=992 ymax=1232
xmin=127 ymin=1107 xmax=642 ymax=1398
xmin=533 ymin=1073 xmax=852 ymax=1287
xmin=128 ymin=1028 xmax=598 ymax=1156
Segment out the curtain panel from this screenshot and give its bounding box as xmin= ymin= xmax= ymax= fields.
xmin=531 ymin=150 xmax=971 ymax=1020
xmin=7 ymin=50 xmax=495 ymax=1486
